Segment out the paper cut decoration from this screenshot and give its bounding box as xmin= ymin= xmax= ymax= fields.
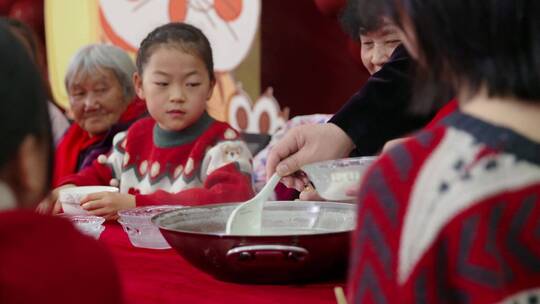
xmin=228 ymin=87 xmax=289 ymax=135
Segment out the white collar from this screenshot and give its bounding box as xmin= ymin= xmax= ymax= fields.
xmin=0 ymin=182 xmax=16 ymax=211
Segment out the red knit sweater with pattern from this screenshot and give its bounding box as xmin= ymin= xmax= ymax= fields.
xmin=348 ymin=112 xmax=540 ymax=303
xmin=60 ymin=113 xmax=254 ymax=206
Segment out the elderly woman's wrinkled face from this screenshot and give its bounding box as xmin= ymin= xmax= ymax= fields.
xmin=68 ymin=68 xmax=128 ymax=136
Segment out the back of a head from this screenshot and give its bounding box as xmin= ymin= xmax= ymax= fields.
xmin=398 ymin=0 xmax=540 ymax=103
xmin=2 ymin=17 xmax=41 ymax=64
xmin=0 ymin=27 xmax=124 ymax=304
xmin=0 ymin=23 xmax=50 ymax=175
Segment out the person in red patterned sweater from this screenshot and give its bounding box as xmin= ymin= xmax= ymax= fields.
xmin=49 ymin=23 xmax=254 ymax=219
xmin=348 ymin=0 xmax=540 ymax=303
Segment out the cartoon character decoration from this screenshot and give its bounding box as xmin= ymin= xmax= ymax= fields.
xmin=228 ymin=87 xmax=289 ymax=134
xmin=46 ymin=0 xmax=291 ymax=130
xmin=99 ymin=0 xmax=258 ymax=72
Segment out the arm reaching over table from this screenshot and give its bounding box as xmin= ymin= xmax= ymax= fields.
xmin=266 ymin=123 xmax=354 ymax=191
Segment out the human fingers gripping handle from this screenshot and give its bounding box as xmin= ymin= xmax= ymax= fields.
xmin=266 ymin=126 xmax=306 ymax=179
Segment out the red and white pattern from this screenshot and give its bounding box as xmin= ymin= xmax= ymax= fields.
xmin=348 ymin=112 xmax=540 ymax=304
xmin=60 ymin=116 xmax=254 ymax=206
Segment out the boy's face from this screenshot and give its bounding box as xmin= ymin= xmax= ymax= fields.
xmin=360 ymin=23 xmax=402 ymax=75
xmin=134 ymin=46 xmax=214 ymax=132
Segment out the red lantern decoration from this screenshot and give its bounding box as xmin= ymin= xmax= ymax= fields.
xmin=0 ymin=0 xmax=15 ymax=15
xmin=9 ymin=0 xmax=44 ymax=37
xmin=313 ymin=0 xmax=346 ymax=17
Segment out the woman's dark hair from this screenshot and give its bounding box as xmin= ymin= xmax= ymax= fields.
xmin=340 ymin=0 xmax=391 ymax=39
xmin=396 ymin=0 xmax=540 ymax=108
xmin=2 ymin=17 xmax=56 ymax=102
xmin=0 ymin=22 xmax=52 ymax=177
xmin=2 ymin=18 xmax=40 ymax=62
xmin=136 ymin=22 xmax=214 ymax=81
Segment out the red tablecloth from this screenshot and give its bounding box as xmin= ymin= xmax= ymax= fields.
xmin=100 ymin=223 xmax=344 ymax=304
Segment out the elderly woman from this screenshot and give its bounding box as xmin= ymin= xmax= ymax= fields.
xmin=53 ymin=44 xmax=146 ymax=186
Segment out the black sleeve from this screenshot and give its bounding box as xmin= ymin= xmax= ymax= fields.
xmin=329 ymin=45 xmax=436 ymax=156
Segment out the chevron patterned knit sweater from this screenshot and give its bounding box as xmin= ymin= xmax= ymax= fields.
xmin=349 ymin=112 xmax=540 ymax=304
xmin=59 ymin=113 xmax=254 ymax=206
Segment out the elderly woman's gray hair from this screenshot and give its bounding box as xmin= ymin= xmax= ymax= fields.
xmin=64 ymin=44 xmax=136 ymax=102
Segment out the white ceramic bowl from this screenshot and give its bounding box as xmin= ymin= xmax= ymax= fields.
xmin=59 ymin=186 xmax=119 ymax=215
xmin=118 ymin=205 xmax=183 ymax=249
xmin=302 ymin=156 xmax=377 ymax=201
xmin=60 ymin=214 xmax=106 ymax=240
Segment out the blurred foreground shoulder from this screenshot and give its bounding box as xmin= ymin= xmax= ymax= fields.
xmin=0 ymin=210 xmax=123 ymax=304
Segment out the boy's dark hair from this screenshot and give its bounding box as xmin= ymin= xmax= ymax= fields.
xmin=398 ymin=0 xmax=540 ymax=108
xmin=340 ymin=0 xmax=391 ymax=39
xmin=136 ymin=22 xmax=215 ymax=81
xmin=0 ymin=22 xmax=51 ymax=174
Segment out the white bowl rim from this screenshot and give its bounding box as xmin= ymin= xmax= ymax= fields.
xmin=118 ymin=205 xmax=184 ymax=219
xmin=58 ymin=214 xmax=105 ymax=225
xmin=59 ymin=186 xmax=119 ymax=196
xmin=302 ymin=156 xmax=377 ymax=171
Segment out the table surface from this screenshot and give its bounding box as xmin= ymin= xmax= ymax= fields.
xmin=100 ymin=223 xmax=344 ymax=304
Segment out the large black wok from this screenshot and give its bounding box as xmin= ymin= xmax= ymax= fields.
xmin=152 ymin=201 xmax=356 ymax=284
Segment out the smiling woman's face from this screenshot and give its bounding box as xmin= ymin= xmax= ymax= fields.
xmin=68 ymin=68 xmax=128 ymax=136
xmin=360 ymin=22 xmax=403 ymax=75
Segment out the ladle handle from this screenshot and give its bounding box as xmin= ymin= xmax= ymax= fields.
xmin=255 ymin=173 xmax=281 ymax=201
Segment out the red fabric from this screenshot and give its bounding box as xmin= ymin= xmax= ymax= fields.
xmin=53 ymin=123 xmax=104 ymax=186
xmin=53 ymin=98 xmax=146 ymax=187
xmin=425 ymin=99 xmax=458 ymax=128
xmin=100 ymin=223 xmax=344 ymax=304
xmin=118 ymin=97 xmax=147 ymax=124
xmin=0 ymin=210 xmax=122 ymax=303
xmin=275 ymin=182 xmax=300 ymax=201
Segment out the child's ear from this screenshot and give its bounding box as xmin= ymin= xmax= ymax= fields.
xmin=133 ymin=72 xmax=145 ymax=99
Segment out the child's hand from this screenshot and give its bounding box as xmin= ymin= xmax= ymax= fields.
xmin=80 ymin=192 xmax=136 ymax=220
xmin=299 ymin=184 xmax=361 ymax=201
xmin=36 ymin=184 xmax=76 ymax=215
xmin=298 ymin=183 xmax=325 ymax=201
xmin=345 ymin=185 xmax=360 ymax=198
xmin=279 ymin=170 xmax=311 ymax=192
